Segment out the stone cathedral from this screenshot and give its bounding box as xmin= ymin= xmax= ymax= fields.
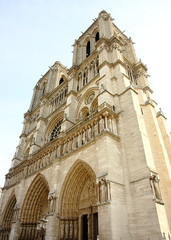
xmin=1 ymin=10 xmax=171 ymax=240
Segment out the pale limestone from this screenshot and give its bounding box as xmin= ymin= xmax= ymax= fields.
xmin=0 ymin=10 xmax=171 ymax=240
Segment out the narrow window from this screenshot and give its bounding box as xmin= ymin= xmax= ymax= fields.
xmin=95 ymin=32 xmax=100 ymax=42
xmin=83 ymin=72 xmax=86 ymax=86
xmin=59 ymin=78 xmax=64 ymax=85
xmin=86 ymin=41 xmax=90 ymax=57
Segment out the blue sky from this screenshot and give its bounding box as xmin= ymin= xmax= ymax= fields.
xmin=0 ymin=0 xmax=171 ymax=187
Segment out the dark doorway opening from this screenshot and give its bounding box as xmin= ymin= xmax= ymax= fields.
xmin=93 ymin=212 xmax=99 ymax=239
xmin=82 ymin=214 xmax=88 ymax=240
xmin=59 ymin=77 xmax=64 ymax=85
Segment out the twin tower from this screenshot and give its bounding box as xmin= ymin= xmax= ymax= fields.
xmin=1 ymin=10 xmax=171 ymax=240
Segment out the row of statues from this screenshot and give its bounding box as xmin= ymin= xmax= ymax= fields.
xmin=6 ymin=114 xmax=118 ymax=185
xmin=56 ymin=115 xmax=117 ymax=156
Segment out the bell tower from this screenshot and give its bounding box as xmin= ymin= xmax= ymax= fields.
xmin=1 ymin=10 xmax=171 ymax=240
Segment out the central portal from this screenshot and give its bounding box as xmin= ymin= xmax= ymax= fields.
xmin=59 ymin=161 xmax=98 ymax=240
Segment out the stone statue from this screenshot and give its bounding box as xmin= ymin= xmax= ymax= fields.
xmin=77 ymin=131 xmax=82 ymax=147
xmin=62 ymin=141 xmax=67 ymax=155
xmin=93 ymin=119 xmax=98 ymax=137
xmin=48 ymin=196 xmax=54 ymax=213
xmin=99 ymin=179 xmax=108 ymax=203
xmin=99 ymin=116 xmax=105 ymax=133
xmin=48 ymin=192 xmax=56 ymax=214
xmin=82 ymin=129 xmax=86 ymax=144
xmin=87 ymin=125 xmax=92 ymax=141
xmin=72 ymin=134 xmax=77 ymax=150
xmin=150 ymin=175 xmax=162 ymax=200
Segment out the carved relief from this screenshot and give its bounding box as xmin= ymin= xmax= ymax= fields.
xmin=85 ymin=92 xmax=95 ymax=105
xmin=79 ymin=179 xmax=97 ymax=209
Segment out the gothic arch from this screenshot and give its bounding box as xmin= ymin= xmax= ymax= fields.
xmin=92 ymin=28 xmax=100 ymax=42
xmin=75 ymin=87 xmax=99 ymax=121
xmin=59 ymin=74 xmax=66 ymax=85
xmin=20 ymin=173 xmax=49 ymax=222
xmin=19 ymin=174 xmax=49 ymax=239
xmin=44 ymin=111 xmax=64 ymax=142
xmin=79 ymin=106 xmax=89 ymax=120
xmin=86 ymin=40 xmax=90 ymax=57
xmin=58 ymin=160 xmax=98 ymax=240
xmin=0 ymin=193 xmax=17 ymax=239
xmin=90 ymin=97 xmax=98 ymax=113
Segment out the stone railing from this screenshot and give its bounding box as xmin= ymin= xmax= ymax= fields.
xmin=76 ymin=54 xmax=99 ymax=91
xmin=4 ymin=104 xmax=119 ymax=189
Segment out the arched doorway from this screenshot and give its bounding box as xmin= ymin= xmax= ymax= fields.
xmin=19 ymin=174 xmax=49 ymax=240
xmin=0 ymin=194 xmax=16 ymax=240
xmin=59 ymin=161 xmax=98 ymax=240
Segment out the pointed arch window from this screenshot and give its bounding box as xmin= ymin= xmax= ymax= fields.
xmin=95 ymin=32 xmax=100 ymax=42
xmin=50 ymin=119 xmax=63 ymax=141
xmin=86 ymin=41 xmax=90 ymax=57
xmin=59 ymin=77 xmax=64 ymax=85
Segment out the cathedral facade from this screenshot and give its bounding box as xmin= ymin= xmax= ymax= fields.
xmin=0 ymin=10 xmax=171 ymax=240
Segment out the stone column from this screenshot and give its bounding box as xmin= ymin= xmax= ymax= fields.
xmin=103 ymin=111 xmax=109 ymax=130
xmin=9 ymin=221 xmax=21 ymax=240
xmin=45 ymin=194 xmax=57 ymax=240
xmin=93 ymin=118 xmax=99 ymax=137
xmin=45 ymin=214 xmax=57 ymax=240
xmin=9 ymin=204 xmax=20 ymax=240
